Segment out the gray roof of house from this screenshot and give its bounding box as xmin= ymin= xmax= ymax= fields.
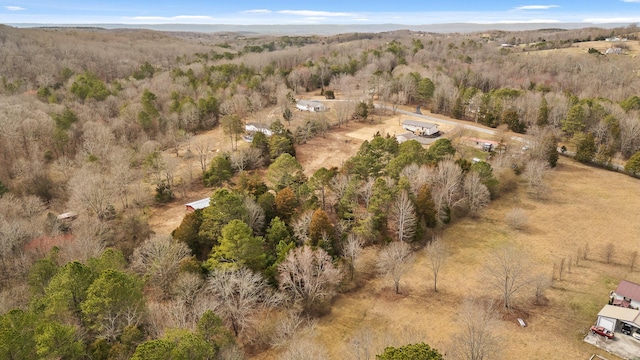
xmin=246 ymin=122 xmax=270 ymax=129
xmin=402 ymin=119 xmax=438 ymax=129
xmin=297 ymin=99 xmax=324 ymax=106
xmin=396 ymin=132 xmax=432 ymax=145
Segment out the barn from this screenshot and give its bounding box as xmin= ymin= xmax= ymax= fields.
xmin=402 ymin=119 xmax=439 ymax=136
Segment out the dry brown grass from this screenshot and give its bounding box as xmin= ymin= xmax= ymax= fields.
xmin=527 ymin=39 xmax=640 ymax=56
xmin=254 ymin=157 xmax=640 ymax=360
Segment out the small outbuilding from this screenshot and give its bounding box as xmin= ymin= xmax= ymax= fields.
xmin=185 ymin=198 xmax=210 ymax=211
xmin=401 ymin=119 xmax=439 ymax=136
xmin=296 ymin=100 xmax=326 ymax=112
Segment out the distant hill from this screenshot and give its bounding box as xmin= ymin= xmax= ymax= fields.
xmin=6 ymin=22 xmax=631 ymax=35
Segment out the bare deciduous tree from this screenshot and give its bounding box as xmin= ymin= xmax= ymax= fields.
xmin=130 ymin=234 xmax=192 ymax=299
xmin=426 ymin=236 xmax=448 ymax=292
xmin=377 ymin=241 xmax=414 ymax=294
xmin=400 ymin=164 xmax=433 ymax=196
xmin=389 ymin=190 xmax=418 ymax=243
xmin=68 ymin=165 xmax=116 ymax=219
xmin=451 ymin=298 xmax=499 ymax=360
xmin=269 ymin=310 xmax=318 ymax=348
xmin=603 ymin=242 xmax=615 ymax=264
xmin=194 ymin=141 xmax=212 ymax=175
xmin=463 ymin=172 xmax=490 ymax=217
xmin=342 ymin=233 xmax=364 ymax=281
xmin=206 ymin=267 xmax=278 ymax=337
xmin=524 ymin=159 xmax=550 ymax=199
xmin=431 ymin=159 xmax=464 ymax=223
xmin=61 ymin=216 xmax=110 ymax=263
xmin=278 ymin=246 xmax=341 ymax=311
xmin=291 ymin=210 xmax=314 ymax=245
xmin=230 ymin=147 xmax=262 ymax=172
xmin=532 ymin=273 xmax=552 ymax=305
xmin=244 ymin=197 xmax=266 ymax=235
xmin=484 ymin=245 xmax=533 ymax=309
xmin=619 ymin=116 xmax=640 ymax=158
xmin=333 ymin=100 xmax=357 ymax=127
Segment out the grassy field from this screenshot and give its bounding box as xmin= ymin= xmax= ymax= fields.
xmin=254 ymin=156 xmax=640 ymax=360
xmin=527 ymin=39 xmax=640 ymax=56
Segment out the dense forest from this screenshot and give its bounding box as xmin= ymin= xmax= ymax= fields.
xmin=1 ymin=23 xmax=640 ymax=359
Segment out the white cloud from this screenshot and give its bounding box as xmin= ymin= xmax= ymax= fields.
xmin=514 ymin=5 xmax=559 ymax=11
xmin=4 ymin=6 xmax=26 ymax=11
xmin=622 ymin=0 xmax=640 ymax=3
xmin=278 ymin=10 xmax=353 ymax=17
xmin=242 ymin=9 xmax=271 ymax=14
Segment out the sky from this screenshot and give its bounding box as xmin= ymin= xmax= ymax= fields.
xmin=1 ymin=0 xmax=640 ymax=25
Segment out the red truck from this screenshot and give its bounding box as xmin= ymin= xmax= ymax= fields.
xmin=590 ymin=325 xmax=614 ymax=339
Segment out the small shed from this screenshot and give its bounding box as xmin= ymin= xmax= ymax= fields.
xmin=296 ymin=100 xmax=326 ymax=112
xmin=402 ymin=119 xmax=439 ymax=136
xmin=245 ymin=122 xmax=273 ymax=136
xmin=185 ymin=198 xmax=210 ymax=211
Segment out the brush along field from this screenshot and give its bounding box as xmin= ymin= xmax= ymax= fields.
xmin=255 ymin=157 xmax=640 ymax=360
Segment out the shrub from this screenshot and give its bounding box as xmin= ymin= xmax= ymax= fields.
xmin=505 ymin=207 xmax=527 ymax=230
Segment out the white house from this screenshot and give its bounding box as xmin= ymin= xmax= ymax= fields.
xmin=402 ymin=119 xmax=439 ymax=136
xmin=185 ymin=198 xmax=210 ymax=211
xmin=296 ymin=100 xmax=326 ymax=112
xmin=245 ymin=122 xmax=273 ymax=136
xmin=611 ymin=280 xmax=640 ymax=309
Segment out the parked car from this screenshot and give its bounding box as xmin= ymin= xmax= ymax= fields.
xmin=591 ymin=325 xmax=614 ymax=339
xmin=622 ymin=323 xmax=633 ymax=335
xmin=633 ymin=329 xmax=640 ymax=341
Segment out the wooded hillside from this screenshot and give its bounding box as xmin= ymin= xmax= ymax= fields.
xmin=1 ymin=24 xmax=640 ymax=359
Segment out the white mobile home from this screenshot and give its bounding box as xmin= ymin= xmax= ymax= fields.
xmin=402 ymin=119 xmax=439 ymax=136
xmin=296 ymin=100 xmax=326 ymax=112
xmin=245 ymin=122 xmax=273 ymax=136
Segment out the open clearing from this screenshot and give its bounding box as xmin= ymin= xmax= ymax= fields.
xmin=146 ymin=100 xmax=640 ymax=359
xmin=526 ymin=39 xmax=640 ymax=57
